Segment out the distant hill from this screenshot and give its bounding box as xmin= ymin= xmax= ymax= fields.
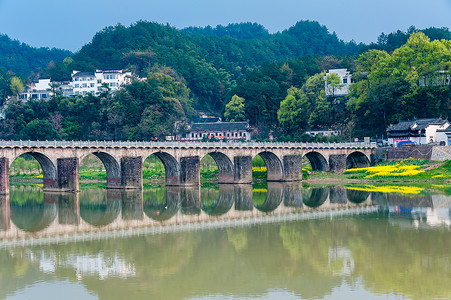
xmin=70 ymin=20 xmax=362 ymax=111
xmin=0 ymin=34 xmax=72 ymax=76
xmin=364 ymin=26 xmax=451 ymax=53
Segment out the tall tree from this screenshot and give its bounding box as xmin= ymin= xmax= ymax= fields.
xmin=224 ymin=95 xmax=246 ymax=122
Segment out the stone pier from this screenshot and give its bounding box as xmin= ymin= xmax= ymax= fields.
xmin=233 ymin=156 xmax=253 ymax=184
xmin=57 ymin=158 xmax=79 ymax=191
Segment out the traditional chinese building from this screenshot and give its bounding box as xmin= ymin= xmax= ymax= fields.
xmin=176 ymin=120 xmax=251 ymax=141
xmin=387 ymin=118 xmax=449 ymax=146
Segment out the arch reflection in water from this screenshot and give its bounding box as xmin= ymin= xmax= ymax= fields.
xmin=346 ymin=189 xmax=370 ymax=204
xmin=80 ymin=189 xmax=121 ymax=227
xmin=144 ymin=187 xmax=181 ymax=221
xmin=302 ymin=187 xmax=329 ymax=208
xmin=201 ymin=185 xmax=234 ymax=216
xmin=10 ymin=187 xmax=57 ymax=232
xmin=253 ymin=182 xmax=284 ymax=212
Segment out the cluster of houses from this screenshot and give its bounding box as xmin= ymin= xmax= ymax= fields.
xmin=387 ymin=118 xmax=451 ymax=146
xmin=19 ymin=69 xmax=134 ymax=101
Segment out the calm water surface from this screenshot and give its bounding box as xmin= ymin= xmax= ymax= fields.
xmin=0 ymin=183 xmax=450 ymax=300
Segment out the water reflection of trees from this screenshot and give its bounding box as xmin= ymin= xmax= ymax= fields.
xmin=143 ymin=187 xmax=181 ymax=221
xmin=253 ymin=182 xmax=284 ymax=212
xmin=201 ymin=185 xmax=234 ymax=216
xmin=10 ymin=187 xmax=57 ymax=232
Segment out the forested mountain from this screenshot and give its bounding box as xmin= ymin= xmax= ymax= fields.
xmin=0 ymin=34 xmax=71 ymax=76
xmin=65 ymin=20 xmax=363 ymax=112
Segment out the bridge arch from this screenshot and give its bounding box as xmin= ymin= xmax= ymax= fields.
xmin=82 ymin=152 xmax=121 ymax=188
xmin=346 ymin=151 xmax=370 ymax=169
xmin=202 ymin=152 xmax=234 ymax=183
xmin=255 ymin=152 xmax=283 ymax=181
xmin=151 ymin=152 xmax=180 ymax=186
xmin=304 ymin=151 xmax=329 ymax=171
xmin=11 ymin=152 xmax=57 ymax=189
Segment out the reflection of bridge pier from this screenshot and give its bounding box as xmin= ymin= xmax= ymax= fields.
xmin=234 ymin=185 xmax=253 ymax=211
xmin=0 ymin=194 xmax=10 ymax=231
xmin=181 ymin=187 xmax=201 ymax=215
xmin=121 ymin=190 xmax=144 ymax=221
xmin=57 ymin=193 xmax=80 ymax=225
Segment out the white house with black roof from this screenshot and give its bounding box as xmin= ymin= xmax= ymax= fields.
xmin=176 ymin=120 xmax=251 ymax=141
xmin=387 ymin=118 xmax=449 ymax=146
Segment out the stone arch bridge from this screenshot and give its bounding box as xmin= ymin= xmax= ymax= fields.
xmin=0 ymin=141 xmax=375 ymax=193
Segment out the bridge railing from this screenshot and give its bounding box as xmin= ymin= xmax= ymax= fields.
xmin=0 ymin=140 xmax=377 ymax=148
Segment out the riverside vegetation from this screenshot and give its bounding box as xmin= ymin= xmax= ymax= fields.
xmin=10 ymin=154 xmax=450 ymax=187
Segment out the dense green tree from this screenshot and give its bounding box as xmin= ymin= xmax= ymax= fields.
xmin=9 ymin=76 xmax=24 ymax=96
xmin=20 ymin=119 xmax=58 ymax=140
xmin=224 ymin=95 xmax=245 ymax=122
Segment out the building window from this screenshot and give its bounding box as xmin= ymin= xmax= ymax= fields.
xmin=343 ymin=78 xmax=348 ymax=84
xmin=41 ymin=94 xmax=48 ymax=99
xmin=110 ymin=82 xmax=116 ymax=87
xmin=82 ymin=83 xmax=87 ymax=88
xmin=75 ymin=84 xmax=79 ymax=88
xmin=90 ymin=83 xmax=95 ymax=88
xmin=97 ymin=79 xmax=102 ymax=84
xmin=75 ymin=78 xmax=79 ymax=81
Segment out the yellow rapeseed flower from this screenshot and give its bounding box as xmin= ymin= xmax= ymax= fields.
xmin=346 ymin=185 xmax=424 ymax=194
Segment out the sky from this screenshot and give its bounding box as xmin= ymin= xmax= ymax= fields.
xmin=0 ymin=0 xmax=450 ymax=52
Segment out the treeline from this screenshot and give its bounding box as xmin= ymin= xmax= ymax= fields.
xmin=52 ymin=20 xmax=362 ymax=112
xmin=0 ymin=34 xmax=71 ymax=76
xmin=261 ymin=32 xmax=451 ymax=140
xmin=0 ymin=73 xmax=195 ymax=140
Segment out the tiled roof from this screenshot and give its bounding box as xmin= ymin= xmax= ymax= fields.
xmin=388 ymin=118 xmax=448 ymax=132
xmin=72 ymin=71 xmax=95 ymax=77
xmin=189 ymin=122 xmax=249 ymax=132
xmin=387 ymin=120 xmax=413 ymax=132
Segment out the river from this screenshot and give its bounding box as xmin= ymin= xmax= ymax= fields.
xmin=0 ymin=183 xmax=450 ymax=300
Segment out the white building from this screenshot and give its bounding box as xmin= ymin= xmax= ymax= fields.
xmin=324 ymin=68 xmax=352 ymax=97
xmin=71 ymin=69 xmax=133 ymax=96
xmin=19 ymin=79 xmax=52 ymax=101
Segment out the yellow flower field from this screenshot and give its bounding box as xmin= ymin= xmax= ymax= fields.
xmin=345 ymin=163 xmax=424 ymax=178
xmin=346 ymin=185 xmax=424 ymax=194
